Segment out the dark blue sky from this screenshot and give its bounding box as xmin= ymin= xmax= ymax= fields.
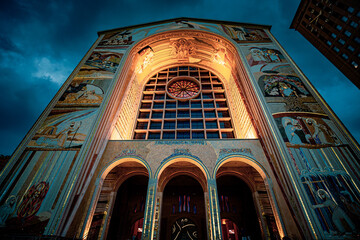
xmin=1 ymin=0 xmax=359 ymax=155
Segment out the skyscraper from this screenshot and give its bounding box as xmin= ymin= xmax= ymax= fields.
xmin=291 ymin=0 xmax=360 ymax=88
xmin=0 ymin=18 xmax=359 ymax=240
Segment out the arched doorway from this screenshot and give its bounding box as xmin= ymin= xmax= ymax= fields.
xmin=107 ymin=175 xmax=148 ymax=239
xmin=86 ymin=160 xmax=149 ymax=240
xmin=215 ymin=159 xmax=281 ymax=240
xmin=160 ymin=175 xmax=206 ymax=240
xmin=217 ymin=175 xmax=261 ymax=240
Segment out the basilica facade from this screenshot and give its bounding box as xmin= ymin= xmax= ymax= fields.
xmin=0 ymin=18 xmax=359 ymax=240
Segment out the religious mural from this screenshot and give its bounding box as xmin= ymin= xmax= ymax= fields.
xmin=26 ymin=49 xmax=122 ymax=150
xmin=97 ymin=20 xmax=233 ymax=50
xmin=17 ymin=182 xmax=49 ymax=219
xmin=246 ymin=47 xmax=286 ymax=66
xmin=2 ymin=47 xmax=123 ymax=235
xmin=301 ymin=170 xmax=360 ymax=235
xmin=4 ymin=48 xmax=122 ymax=234
xmin=99 ymin=30 xmax=135 ymax=46
xmin=28 ymin=108 xmax=98 ymax=149
xmin=75 ymin=68 xmax=115 ymax=79
xmin=83 ymin=51 xmax=121 ymax=73
xmin=0 ymin=150 xmax=77 ymax=234
xmin=258 ymin=74 xmax=310 ymax=98
xmin=242 ymin=45 xmax=294 ymax=73
xmin=274 ymin=113 xmax=341 ymax=147
xmin=0 ymin=196 xmax=17 ymax=227
xmin=222 ymin=25 xmax=271 ymax=42
xmin=237 ymin=41 xmax=360 ymax=238
xmin=98 ymin=20 xmax=213 ymax=48
xmin=153 ymin=20 xmax=210 ymax=32
xmin=239 ymin=43 xmax=325 ymax=114
xmin=57 ymin=79 xmax=111 ymax=105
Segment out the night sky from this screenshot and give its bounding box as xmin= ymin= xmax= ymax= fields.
xmin=1 ymin=0 xmax=359 ymax=155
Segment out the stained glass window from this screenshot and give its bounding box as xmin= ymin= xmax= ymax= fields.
xmin=167 ymin=77 xmax=201 ymax=100
xmin=133 ymin=66 xmax=235 ymax=139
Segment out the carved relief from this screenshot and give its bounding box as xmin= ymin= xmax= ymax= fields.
xmin=136 ymin=46 xmax=154 ymax=74
xmin=171 ymin=38 xmax=196 ymax=60
xmin=212 ymin=47 xmax=227 ymax=65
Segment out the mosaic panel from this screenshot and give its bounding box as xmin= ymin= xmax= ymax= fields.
xmin=221 ymin=25 xmax=271 ymax=43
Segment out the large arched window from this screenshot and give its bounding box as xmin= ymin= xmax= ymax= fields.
xmin=133 ymin=66 xmax=235 ymax=140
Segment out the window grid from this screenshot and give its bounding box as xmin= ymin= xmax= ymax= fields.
xmin=133 ymin=66 xmax=234 ymax=140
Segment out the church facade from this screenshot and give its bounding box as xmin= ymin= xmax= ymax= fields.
xmin=0 ymin=18 xmax=359 ymax=240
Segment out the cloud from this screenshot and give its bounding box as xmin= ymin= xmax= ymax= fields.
xmin=0 ymin=67 xmax=59 ymax=155
xmin=32 ymin=57 xmax=72 ymax=84
xmin=0 ymin=35 xmax=21 ymax=53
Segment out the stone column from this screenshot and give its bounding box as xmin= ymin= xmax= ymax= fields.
xmin=207 ymin=178 xmax=222 ymax=240
xmin=152 ymin=191 xmax=162 ymax=240
xmin=142 ymin=178 xmax=157 ymax=240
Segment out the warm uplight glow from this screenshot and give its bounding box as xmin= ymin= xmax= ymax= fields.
xmin=110 ymin=31 xmax=256 ymax=140
xmin=212 ymin=48 xmax=226 ymax=65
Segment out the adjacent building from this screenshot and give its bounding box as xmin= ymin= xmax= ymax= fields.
xmin=0 ymin=18 xmax=359 ymax=240
xmin=291 ymin=0 xmax=360 ymax=88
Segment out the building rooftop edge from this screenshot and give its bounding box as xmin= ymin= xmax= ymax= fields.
xmin=290 ymin=0 xmax=308 ymax=30
xmin=97 ymin=17 xmax=272 ymax=36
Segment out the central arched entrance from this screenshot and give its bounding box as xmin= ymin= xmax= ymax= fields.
xmin=157 ymin=159 xmax=208 ymax=240
xmin=160 ymin=175 xmax=206 ymax=240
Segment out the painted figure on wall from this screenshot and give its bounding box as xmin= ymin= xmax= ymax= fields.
xmin=282 ymin=117 xmax=308 ymax=145
xmin=125 ymin=20 xmax=225 ymax=41
xmin=0 ymin=195 xmax=17 ymax=227
xmin=155 ymin=20 xmax=209 ymax=33
xmin=222 ymin=25 xmax=271 ymax=42
xmin=75 ymin=68 xmax=115 ymax=79
xmin=258 ymin=75 xmax=310 ymax=98
xmin=275 ymin=113 xmax=342 ymax=146
xmin=241 ymin=44 xmax=317 ymax=113
xmin=340 ymin=191 xmax=360 ymax=227
xmin=17 ymin=182 xmax=49 ymax=219
xmin=268 ymin=64 xmax=296 ymax=75
xmin=85 ymin=52 xmax=121 ymax=73
xmin=301 ymin=171 xmax=360 ymax=235
xmin=58 ymin=81 xmax=104 ymax=104
xmin=99 ymin=30 xmax=134 ymax=46
xmin=247 ymin=47 xmax=285 ymax=66
xmin=312 ymin=189 xmax=356 ymax=234
xmin=258 ymin=64 xmax=297 ymax=75
xmin=304 ymin=118 xmax=340 ymax=145
xmin=29 ymin=109 xmax=98 ymax=149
